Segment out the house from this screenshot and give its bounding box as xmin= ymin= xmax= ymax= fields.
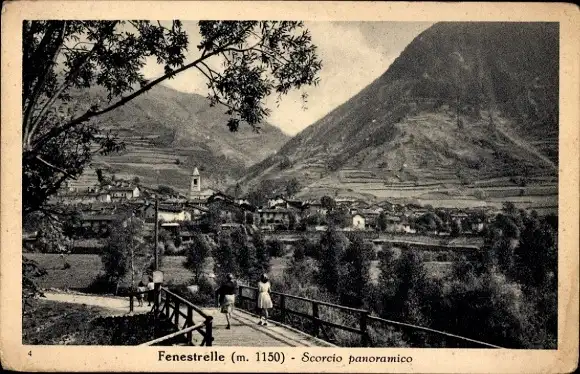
xmin=360 ymin=209 xmax=381 ymax=228
xmin=256 ymin=208 xmax=296 ymax=228
xmin=268 ymin=196 xmax=286 ymax=208
xmin=51 ymin=191 xmax=112 ymax=205
xmin=352 ymin=214 xmax=366 ymax=230
xmin=305 ymin=201 xmax=327 ymax=216
xmin=80 ymin=214 xmax=118 ymax=235
xmin=156 ymin=205 xmax=192 ymax=222
xmin=109 ymin=186 xmax=140 ymax=201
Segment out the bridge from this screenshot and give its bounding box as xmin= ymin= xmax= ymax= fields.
xmin=130 ymin=286 xmax=503 ymax=348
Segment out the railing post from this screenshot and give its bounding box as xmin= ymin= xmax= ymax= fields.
xmin=205 ymin=316 xmax=213 ymax=346
xmin=280 ymin=294 xmax=286 ymax=324
xmin=165 ymin=292 xmax=170 ymax=316
xmin=312 ymin=302 xmax=320 ymax=337
xmin=129 ymin=293 xmax=134 ymax=313
xmin=360 ymin=311 xmax=369 ymax=347
xmin=186 ymin=306 xmax=194 ymax=344
xmin=237 ymin=286 xmax=243 ymax=309
xmin=154 ymin=284 xmax=160 ymax=316
xmin=174 ymin=298 xmax=180 ymax=327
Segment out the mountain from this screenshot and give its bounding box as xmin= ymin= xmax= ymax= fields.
xmin=67 ymin=84 xmax=289 ymax=193
xmin=239 ymin=22 xmax=559 ymax=210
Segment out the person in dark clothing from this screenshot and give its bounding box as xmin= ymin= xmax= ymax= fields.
xmin=216 ymin=273 xmax=237 ymax=329
xmin=137 ymin=280 xmax=146 ymax=307
xmin=146 ymin=276 xmax=155 ymax=306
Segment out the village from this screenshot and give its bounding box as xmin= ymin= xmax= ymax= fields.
xmin=25 ymin=166 xmax=492 ymax=264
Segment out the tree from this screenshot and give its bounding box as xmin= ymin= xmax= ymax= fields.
xmin=22 ymin=21 xmax=321 ymax=216
xmin=252 ymin=231 xmax=271 ymax=277
xmin=267 ymin=239 xmax=284 ymax=257
xmin=450 ymin=219 xmax=462 ymax=237
xmin=158 ymin=185 xmax=178 ymax=196
xmin=22 ymin=257 xmax=48 ymax=313
xmin=415 ymin=212 xmax=444 ymax=233
xmin=101 ymin=216 xmax=151 ymax=294
xmin=231 ymin=228 xmax=257 ymax=282
xmin=317 ymin=227 xmax=347 ymax=293
xmin=338 ymin=233 xmax=373 ymax=307
xmin=213 ymin=231 xmax=238 ymax=282
xmin=377 ymin=211 xmax=388 ymax=232
xmin=28 ymin=212 xmax=73 ymax=253
xmin=246 ymin=189 xmax=268 ymax=208
xmin=327 ymin=206 xmax=350 ymax=228
xmin=285 ymin=177 xmax=301 ymax=197
xmin=183 ymin=232 xmax=212 ymax=284
xmin=199 ymin=204 xmax=222 ymax=233
xmin=320 ymin=195 xmax=337 ymax=211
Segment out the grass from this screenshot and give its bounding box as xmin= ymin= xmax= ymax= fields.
xmin=23 ymin=298 xmax=178 ymax=345
xmin=23 ymin=253 xmax=196 ymax=291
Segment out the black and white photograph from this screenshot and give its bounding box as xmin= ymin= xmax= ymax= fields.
xmin=1 ymin=2 xmax=579 ymax=372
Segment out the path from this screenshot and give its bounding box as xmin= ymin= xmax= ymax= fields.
xmin=42 ymin=292 xmax=332 ymax=347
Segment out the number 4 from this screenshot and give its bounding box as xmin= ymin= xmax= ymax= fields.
xmin=28 ymin=351 xmax=32 ymax=356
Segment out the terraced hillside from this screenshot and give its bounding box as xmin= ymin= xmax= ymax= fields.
xmin=239 ymin=22 xmax=558 ymax=211
xmin=66 ymin=85 xmax=289 ymax=192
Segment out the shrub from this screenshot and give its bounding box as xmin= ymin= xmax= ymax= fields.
xmin=267 ymin=239 xmax=284 ymax=257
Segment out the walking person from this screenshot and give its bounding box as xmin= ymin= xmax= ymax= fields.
xmin=257 ymin=274 xmax=273 ymax=326
xmin=146 ymin=276 xmax=155 ymax=307
xmin=216 ymin=273 xmax=237 ymax=330
xmin=136 ymin=280 xmax=147 ymax=307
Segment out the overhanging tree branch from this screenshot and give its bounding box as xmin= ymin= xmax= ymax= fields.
xmin=30 ymin=45 xmax=229 ymax=152
xmin=23 ymin=22 xmax=67 ymax=143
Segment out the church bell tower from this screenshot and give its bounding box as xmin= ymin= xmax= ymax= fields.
xmin=189 ymin=167 xmax=201 ymax=199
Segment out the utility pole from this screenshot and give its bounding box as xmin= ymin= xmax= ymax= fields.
xmin=153 ymin=198 xmax=159 ymax=270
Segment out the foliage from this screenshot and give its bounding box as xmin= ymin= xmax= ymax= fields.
xmin=285 ymin=177 xmax=301 ymax=197
xmin=22 ymin=20 xmax=321 ymax=216
xmin=252 ymin=231 xmax=271 ymax=276
xmin=377 ymin=212 xmax=388 ymax=232
xmin=279 ymin=156 xmax=293 ymax=170
xmin=320 ymin=195 xmax=337 ymax=211
xmin=303 ymin=212 xmax=326 ymax=227
xmin=267 ymin=238 xmax=284 ymax=257
xmin=213 ymin=231 xmax=239 ymax=282
xmin=24 ymin=211 xmax=75 ymax=253
xmin=101 ymin=216 xmax=151 ymax=294
xmin=414 ymin=212 xmax=444 ymax=233
xmin=183 ymin=232 xmax=212 ymax=283
xmin=317 ymin=227 xmax=348 ymax=293
xmin=338 ymin=233 xmax=373 ymax=307
xmin=327 ymin=206 xmax=351 ymax=228
xmin=158 ymin=185 xmax=178 ymax=196
xmin=450 ymin=219 xmax=462 ymax=237
xmin=231 ymin=228 xmax=258 ymax=283
xmin=22 ymin=256 xmax=48 ymax=312
xmin=199 ymin=204 xmax=222 ymax=233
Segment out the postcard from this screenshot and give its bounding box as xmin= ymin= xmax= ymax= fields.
xmin=1 ymin=1 xmax=578 ymax=372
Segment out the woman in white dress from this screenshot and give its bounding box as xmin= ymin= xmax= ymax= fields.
xmin=257 ymin=274 xmax=273 ymax=326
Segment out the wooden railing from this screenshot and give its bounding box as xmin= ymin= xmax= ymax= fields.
xmin=236 ymin=285 xmax=502 ymax=348
xmin=130 ymin=287 xmax=213 ymax=346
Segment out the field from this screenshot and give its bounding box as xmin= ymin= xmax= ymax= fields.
xmin=24 ymin=253 xmax=449 ymax=292
xmin=24 ymin=253 xmax=192 ymax=290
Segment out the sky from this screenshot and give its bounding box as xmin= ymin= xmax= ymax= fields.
xmin=142 ymin=21 xmax=433 ymax=136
